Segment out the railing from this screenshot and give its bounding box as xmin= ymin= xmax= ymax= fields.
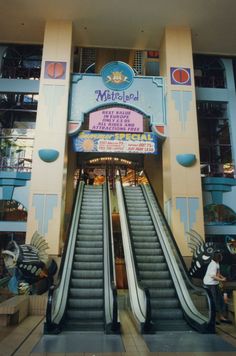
xmin=2 ymin=66 xmax=41 ymax=80
xmin=104 ymin=172 xmax=120 ymax=332
xmin=0 ymin=156 xmax=32 ymax=172
xmin=116 ymin=170 xmax=153 ymax=333
xmin=142 ymin=172 xmax=215 ymax=333
xmin=195 ymin=76 xmax=226 ymax=89
xmin=44 ymin=179 xmax=84 ymax=333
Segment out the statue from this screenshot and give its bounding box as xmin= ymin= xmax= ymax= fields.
xmin=2 ymin=231 xmax=57 ymax=295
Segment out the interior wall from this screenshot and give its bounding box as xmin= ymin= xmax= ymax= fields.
xmin=63 ymin=138 xmax=78 ymax=247
xmin=95 ymin=48 xmax=135 ymax=73
xmin=144 ymin=153 xmax=163 ymax=209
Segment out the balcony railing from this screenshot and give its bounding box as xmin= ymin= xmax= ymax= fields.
xmin=0 ymin=156 xmax=32 ymax=172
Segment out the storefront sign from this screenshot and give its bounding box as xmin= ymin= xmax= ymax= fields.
xmin=95 ymin=90 xmax=139 ymax=103
xmin=89 ymin=107 xmax=143 ymax=133
xmin=73 ymin=131 xmax=157 ymax=154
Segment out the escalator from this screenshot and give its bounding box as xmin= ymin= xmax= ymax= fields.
xmin=116 ymin=175 xmax=215 ymax=333
xmin=64 ymin=185 xmax=104 ymax=330
xmin=44 ymin=180 xmax=119 ymax=334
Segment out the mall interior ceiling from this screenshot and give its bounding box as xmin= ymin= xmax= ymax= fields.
xmin=1 ymin=1 xmax=236 ymax=55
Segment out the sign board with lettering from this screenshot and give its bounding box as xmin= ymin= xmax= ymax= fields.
xmin=73 ymin=131 xmax=157 ymax=154
xmin=89 ymin=107 xmax=143 ymax=133
xmin=69 ymin=71 xmax=166 ymax=132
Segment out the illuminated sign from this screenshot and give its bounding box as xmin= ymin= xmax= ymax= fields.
xmin=89 ymin=107 xmax=143 ymax=133
xmin=73 ymin=131 xmax=157 ymax=154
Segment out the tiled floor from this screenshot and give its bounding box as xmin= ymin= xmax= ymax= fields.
xmin=0 ymin=311 xmax=236 ymax=356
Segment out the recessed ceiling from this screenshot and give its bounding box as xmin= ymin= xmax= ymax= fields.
xmin=0 ymin=0 xmax=236 ymax=55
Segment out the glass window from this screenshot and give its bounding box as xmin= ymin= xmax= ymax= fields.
xmin=204 ymin=204 xmax=236 ymax=225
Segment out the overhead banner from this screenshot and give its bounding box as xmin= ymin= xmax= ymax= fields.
xmin=73 ymin=131 xmax=158 ymax=154
xmin=89 ymin=107 xmax=143 ymax=133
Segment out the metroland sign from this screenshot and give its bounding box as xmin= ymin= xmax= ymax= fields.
xmin=70 ymin=61 xmax=162 ymax=153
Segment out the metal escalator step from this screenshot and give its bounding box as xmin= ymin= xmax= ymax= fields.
xmin=77 ymin=235 xmax=103 ymax=241
xmin=137 ymin=262 xmax=168 ymax=271
xmin=149 ymin=288 xmax=176 ymax=298
xmin=133 ymin=242 xmax=159 ymax=249
xmin=139 ymin=270 xmax=170 ymax=279
xmin=153 ymin=319 xmax=191 ymax=331
xmin=134 ymin=248 xmax=162 ymax=256
xmin=66 ymin=309 xmax=104 ymax=320
xmin=130 ymin=235 xmax=158 ymax=243
xmin=80 ymin=209 xmax=102 ymax=214
xmin=80 ymin=213 xmax=102 ymax=218
xmin=130 ymin=219 xmax=152 ymax=225
xmin=78 ymin=225 xmax=102 ymax=230
xmin=143 ymin=279 xmax=174 ymax=288
xmin=71 ymin=270 xmax=103 ymax=279
xmin=150 ymin=298 xmax=180 ymax=309
xmin=70 ymin=278 xmax=103 ymax=288
xmin=128 ymin=214 xmax=150 ymax=220
xmin=81 ymin=202 xmax=102 ymax=207
xmin=79 ymin=219 xmax=102 ymax=224
xmin=76 ymin=241 xmax=103 ymax=248
xmin=74 ymin=254 xmax=103 ymax=262
xmin=78 ymin=228 xmax=103 ymax=234
xmin=63 ymin=321 xmax=104 ymax=331
xmin=136 ymin=255 xmax=165 ymax=263
xmin=132 ymin=227 xmax=156 ymax=234
xmin=73 ymin=247 xmax=103 ymax=255
xmin=152 ymin=308 xmax=183 ymax=320
xmin=127 ymin=208 xmax=149 ymax=213
xmin=68 ymin=298 xmax=103 ymax=309
xmin=125 ymin=194 xmax=144 ymax=198
xmin=126 ymin=203 xmax=147 ymax=208
xmin=69 ymin=288 xmax=103 ymax=298
xmin=73 ymin=260 xmax=103 ymax=268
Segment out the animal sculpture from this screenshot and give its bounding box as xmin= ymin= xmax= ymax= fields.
xmin=187 ymin=229 xmax=215 ymax=278
xmin=2 ymin=231 xmax=57 ymax=295
xmin=187 ymin=230 xmax=236 ymax=279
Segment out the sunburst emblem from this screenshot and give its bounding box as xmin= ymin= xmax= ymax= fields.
xmin=81 ymin=139 xmax=95 ymax=152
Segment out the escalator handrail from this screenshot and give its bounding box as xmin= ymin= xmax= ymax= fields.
xmin=104 ymin=173 xmax=119 ymax=332
xmin=141 ymin=180 xmax=215 ymax=332
xmin=117 ymin=170 xmax=152 ymax=332
xmin=142 ymin=173 xmax=216 ymax=319
xmin=45 ymin=180 xmax=84 ymax=331
xmin=57 ymin=178 xmax=82 ymax=281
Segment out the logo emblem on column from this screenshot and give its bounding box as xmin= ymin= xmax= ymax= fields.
xmin=44 ymin=61 xmax=67 ymax=79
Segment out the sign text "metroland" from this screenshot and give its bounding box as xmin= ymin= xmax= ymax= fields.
xmin=95 ymin=90 xmax=139 ymax=103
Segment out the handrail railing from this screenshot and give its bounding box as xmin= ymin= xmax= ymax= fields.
xmin=104 ymin=170 xmax=120 ymax=332
xmin=44 ymin=179 xmax=84 ymax=333
xmin=142 ymin=172 xmax=215 ymax=333
xmin=117 ymin=170 xmax=153 ymax=333
xmin=58 ymin=176 xmax=82 ymax=281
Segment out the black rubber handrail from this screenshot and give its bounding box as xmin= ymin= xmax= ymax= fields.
xmin=44 ymin=177 xmax=83 ymax=333
xmin=143 ymin=170 xmax=216 ymax=333
xmin=118 ymin=169 xmax=153 ymax=333
xmin=105 ymin=170 xmax=120 ymax=332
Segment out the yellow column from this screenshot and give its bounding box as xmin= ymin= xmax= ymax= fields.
xmin=26 ymin=21 xmax=72 ymax=255
xmin=159 ymin=27 xmax=205 ymax=256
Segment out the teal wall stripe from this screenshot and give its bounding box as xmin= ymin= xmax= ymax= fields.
xmin=171 ymin=91 xmax=192 ymax=129
xmin=32 ymin=194 xmax=58 ymax=235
